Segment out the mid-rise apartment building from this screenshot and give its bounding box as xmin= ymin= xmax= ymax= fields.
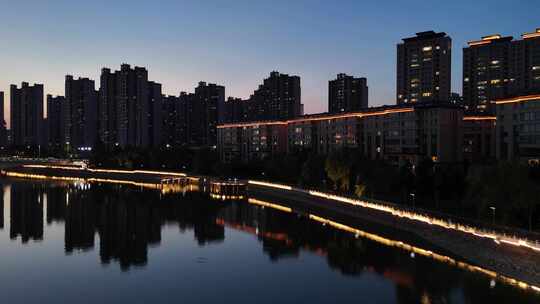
xmin=397 ymin=31 xmax=451 ymax=104
xmin=218 ymin=103 xmax=463 ymax=165
xmin=463 ymin=29 xmax=540 ymax=114
xmin=328 ymin=73 xmax=368 ymax=113
xmin=495 ymin=94 xmax=540 ymax=161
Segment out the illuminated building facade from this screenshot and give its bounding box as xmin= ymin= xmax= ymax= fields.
xmin=328 ymin=73 xmax=368 ymax=113
xmin=495 ymin=95 xmax=540 ymax=161
xmin=10 ymin=82 xmax=44 ymax=147
xmin=218 ymin=122 xmax=287 ymax=162
xmin=218 ymin=103 xmax=463 ymax=164
xmin=463 ymin=35 xmax=513 ymax=114
xmin=397 ymin=31 xmax=451 ymax=105
xmin=463 ymin=29 xmax=540 ymax=114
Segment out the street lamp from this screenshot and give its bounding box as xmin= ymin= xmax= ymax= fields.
xmin=489 ymin=206 xmax=496 ymax=225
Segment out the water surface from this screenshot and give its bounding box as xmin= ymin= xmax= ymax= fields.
xmin=0 ymin=179 xmax=538 ymax=303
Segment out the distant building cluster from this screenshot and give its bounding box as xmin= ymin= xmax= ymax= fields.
xmin=1 ymin=28 xmax=539 ymax=163
xmin=219 ymin=28 xmax=540 ymax=164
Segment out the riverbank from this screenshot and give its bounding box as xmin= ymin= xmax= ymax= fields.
xmin=247 ymin=184 xmax=540 ymax=289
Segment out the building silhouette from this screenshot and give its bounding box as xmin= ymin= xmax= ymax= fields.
xmin=328 ymin=73 xmax=368 ymax=113
xmin=47 ymin=95 xmax=66 ymax=151
xmin=98 ymin=64 xmax=161 ymax=148
xmin=148 ymin=81 xmax=162 ymax=148
xmin=161 ymin=94 xmax=188 ymax=147
xmin=98 ymin=67 xmax=118 ymax=146
xmin=223 ymin=97 xmax=250 ymax=123
xmin=187 ymin=82 xmax=225 ymax=147
xmin=10 ymin=183 xmax=44 ymax=243
xmin=463 ymin=29 xmax=540 ymax=114
xmin=65 ymin=75 xmax=98 ymax=150
xmin=10 ymin=82 xmax=44 ymax=147
xmin=0 ymin=91 xmax=6 ymax=148
xmin=397 ymin=31 xmax=451 ymax=104
xmin=250 ymin=71 xmax=302 ymax=120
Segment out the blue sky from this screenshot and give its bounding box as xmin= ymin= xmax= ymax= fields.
xmin=1 ymin=0 xmax=539 ymax=125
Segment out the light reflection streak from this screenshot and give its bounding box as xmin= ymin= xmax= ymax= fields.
xmin=244 ymin=197 xmax=540 ymax=294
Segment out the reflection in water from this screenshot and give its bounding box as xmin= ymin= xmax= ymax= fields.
xmin=10 ymin=183 xmax=44 ymax=243
xmin=1 ymin=179 xmax=539 ymax=303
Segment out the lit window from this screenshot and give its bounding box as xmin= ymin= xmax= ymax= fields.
xmin=422 ymin=46 xmax=432 ymax=51
xmin=422 ymin=92 xmax=432 ymax=97
xmin=490 ymin=79 xmax=501 ymax=84
xmin=464 ymin=77 xmax=469 ymax=82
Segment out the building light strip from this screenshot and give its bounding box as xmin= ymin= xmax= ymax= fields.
xmin=495 ymin=95 xmax=540 ymax=104
xmin=248 ymin=198 xmax=292 ymax=213
xmin=218 ymin=108 xmax=414 ymax=129
xmin=467 ymin=40 xmax=492 ymax=46
xmin=463 ymin=116 xmax=497 ymax=121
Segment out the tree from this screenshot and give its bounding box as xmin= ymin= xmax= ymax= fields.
xmin=325 ymin=152 xmax=351 ymax=192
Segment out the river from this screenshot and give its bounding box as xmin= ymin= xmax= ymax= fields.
xmin=0 ymin=178 xmax=538 ymax=303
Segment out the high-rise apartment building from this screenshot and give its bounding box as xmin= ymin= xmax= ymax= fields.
xmin=117 ymin=64 xmax=149 ymax=148
xmin=397 ymin=31 xmax=451 ymax=104
xmin=463 ymin=29 xmax=540 ymax=114
xmin=187 ymin=82 xmax=225 ymax=147
xmin=98 ymin=64 xmax=161 ymax=148
xmin=328 ymin=73 xmax=368 ymax=113
xmin=250 ymin=71 xmax=302 ymax=121
xmin=10 ymin=82 xmax=44 ymax=147
xmin=161 ymin=94 xmax=188 ymax=147
xmin=46 ymin=95 xmax=66 ymax=149
xmin=99 ymin=67 xmax=118 ymax=146
xmin=223 ymin=97 xmax=251 ymax=123
xmin=65 ymin=75 xmax=98 ymax=150
xmin=463 ymin=34 xmax=513 ymax=113
xmin=148 ymin=81 xmax=162 ymax=147
xmin=0 ymin=91 xmax=6 ymax=147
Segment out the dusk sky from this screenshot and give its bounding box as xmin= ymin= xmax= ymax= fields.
xmin=1 ymin=0 xmax=539 ymax=125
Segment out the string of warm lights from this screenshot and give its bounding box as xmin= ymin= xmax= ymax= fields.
xmin=22 ymin=164 xmax=188 ymax=177
xmin=245 ymin=196 xmax=540 ymax=294
xmin=247 ymin=180 xmax=540 ymax=254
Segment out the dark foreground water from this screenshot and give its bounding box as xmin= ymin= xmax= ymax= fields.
xmin=0 ymin=179 xmax=538 ymax=304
